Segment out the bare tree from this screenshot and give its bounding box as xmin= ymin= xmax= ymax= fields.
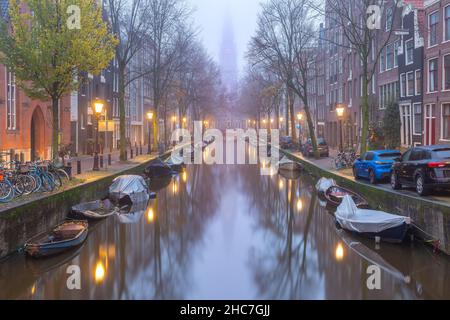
xmin=313 ymin=0 xmax=400 ymax=153
xmin=248 ymin=0 xmax=321 ymax=157
xmin=105 ymin=0 xmax=151 ymax=161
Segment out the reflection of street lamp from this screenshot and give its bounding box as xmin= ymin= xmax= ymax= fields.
xmin=336 ymin=104 xmax=345 ymax=152
xmin=93 ymin=100 xmax=104 ymax=171
xmin=147 ymin=111 xmax=154 ymax=154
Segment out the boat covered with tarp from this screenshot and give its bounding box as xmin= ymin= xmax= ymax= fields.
xmin=109 ymin=175 xmax=150 ymax=205
xmin=166 ymin=154 xmax=185 ymax=172
xmin=277 ymin=156 xmax=302 ymax=172
xmin=144 ymin=158 xmax=174 ymax=178
xmin=117 ymin=200 xmax=149 ymax=224
xmin=335 ymin=195 xmax=411 ymax=243
xmin=315 ymin=177 xmax=337 ymax=194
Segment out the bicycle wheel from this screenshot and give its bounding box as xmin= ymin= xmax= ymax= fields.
xmin=30 ymin=173 xmax=42 ymax=192
xmin=41 ymin=174 xmax=55 ymax=192
xmin=49 ymin=172 xmax=62 ymax=188
xmin=0 ymin=181 xmax=14 ymax=202
xmin=12 ymin=178 xmax=25 ymax=196
xmin=17 ymin=175 xmax=35 ymax=195
xmin=56 ymin=168 xmax=70 ymax=185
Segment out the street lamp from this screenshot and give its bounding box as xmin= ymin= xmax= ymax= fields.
xmin=147 ymin=111 xmax=154 ymax=154
xmin=93 ymin=100 xmax=104 ymax=171
xmin=336 ymin=104 xmax=345 ymax=152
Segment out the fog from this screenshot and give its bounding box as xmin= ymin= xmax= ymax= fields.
xmin=189 ymin=0 xmax=261 ymax=77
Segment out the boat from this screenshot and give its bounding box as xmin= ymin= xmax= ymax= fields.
xmin=324 ymin=185 xmax=369 ymax=208
xmin=71 ymin=199 xmax=119 ymax=220
xmin=335 ymin=195 xmax=411 ymax=243
xmin=315 ymin=177 xmax=337 ymax=195
xmin=117 ymin=200 xmax=149 ymax=224
xmin=149 ymin=175 xmax=173 ymax=192
xmin=166 ymin=154 xmax=185 ymax=173
xmin=144 ymin=158 xmax=174 ymax=178
xmin=277 ymin=156 xmax=302 ymax=172
xmin=109 ymin=175 xmax=151 ymax=204
xmin=24 ymin=221 xmax=88 ymax=258
xmin=336 ymin=227 xmax=410 ymax=283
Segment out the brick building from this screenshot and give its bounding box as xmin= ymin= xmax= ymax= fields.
xmin=423 ymin=0 xmax=450 ymax=146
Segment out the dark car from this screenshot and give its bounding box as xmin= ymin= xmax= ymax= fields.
xmin=302 ymin=138 xmax=329 ymax=158
xmin=390 ymin=145 xmax=450 ymax=196
xmin=280 ymin=136 xmax=294 ymax=149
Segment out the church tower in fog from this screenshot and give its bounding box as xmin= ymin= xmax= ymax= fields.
xmin=219 ymin=12 xmax=238 ymax=94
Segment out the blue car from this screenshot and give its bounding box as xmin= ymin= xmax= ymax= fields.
xmin=352 ymin=150 xmax=402 ymax=184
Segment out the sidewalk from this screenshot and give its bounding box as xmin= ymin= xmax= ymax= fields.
xmin=289 ymin=147 xmax=450 ymax=205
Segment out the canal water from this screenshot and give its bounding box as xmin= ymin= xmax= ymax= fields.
xmin=0 ymin=144 xmax=449 ymax=299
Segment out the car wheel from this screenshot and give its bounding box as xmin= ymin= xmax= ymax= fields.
xmin=369 ymin=170 xmax=377 ymax=185
xmin=416 ymin=174 xmax=430 ymax=196
xmin=390 ymin=172 xmax=401 ymax=190
xmin=352 ymin=167 xmax=359 ymax=180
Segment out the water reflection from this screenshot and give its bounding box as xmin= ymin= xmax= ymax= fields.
xmin=0 ymin=150 xmax=449 ymax=299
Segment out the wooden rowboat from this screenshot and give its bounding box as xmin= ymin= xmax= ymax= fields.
xmin=72 ymin=199 xmax=118 ymax=220
xmin=324 ymin=186 xmax=369 ymax=208
xmin=24 ymin=221 xmax=88 ymax=258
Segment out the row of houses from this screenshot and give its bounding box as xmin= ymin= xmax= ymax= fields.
xmin=0 ymin=0 xmax=152 ymax=162
xmin=304 ymin=0 xmax=450 ymax=151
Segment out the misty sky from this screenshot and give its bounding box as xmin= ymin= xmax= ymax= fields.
xmin=189 ymin=0 xmax=261 ymax=78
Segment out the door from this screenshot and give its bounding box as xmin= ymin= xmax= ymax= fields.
xmin=424 ymin=104 xmax=436 ymax=146
xmin=355 ymin=152 xmax=367 ymax=177
xmin=400 ymin=104 xmax=412 ymax=147
xmin=362 ymin=152 xmax=374 ymax=178
xmin=398 ymin=149 xmax=412 ymax=183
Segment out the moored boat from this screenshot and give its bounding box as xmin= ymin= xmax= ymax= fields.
xmin=315 ymin=177 xmax=337 ymax=194
xmin=109 ymin=175 xmax=151 ymax=204
xmin=335 ymin=195 xmax=411 ymax=243
xmin=166 ymin=154 xmax=185 ymax=172
xmin=24 ymin=221 xmax=88 ymax=258
xmin=324 ymin=185 xmax=369 ymax=208
xmin=71 ymin=199 xmax=118 ymax=220
xmin=277 ymin=156 xmax=302 ymax=172
xmin=144 ymin=159 xmax=174 ymax=178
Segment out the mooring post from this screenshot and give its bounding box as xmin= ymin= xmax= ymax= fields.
xmin=77 ymin=160 xmax=81 ymax=175
xmin=100 ymin=155 xmax=104 ymax=168
xmin=108 ymin=154 xmax=112 ymax=166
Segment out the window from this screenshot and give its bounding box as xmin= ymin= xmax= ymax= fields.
xmin=444 ymin=55 xmax=450 ymax=91
xmin=415 ymin=70 xmax=422 ymax=95
xmin=394 ymin=40 xmax=400 ymax=67
xmin=386 ymin=8 xmax=393 ymax=32
xmin=380 ymin=47 xmax=386 ymax=72
xmin=402 ymin=149 xmax=412 ymax=162
xmin=400 ymin=73 xmax=406 ymax=97
xmin=429 ymin=11 xmax=439 ymax=47
xmin=405 ymin=39 xmax=414 ymax=65
xmin=443 ymin=103 xmax=450 ymax=140
xmin=6 ymin=70 xmax=16 ymax=130
xmin=413 ymin=103 xmax=422 ymax=135
xmin=386 ymin=43 xmax=394 ymax=70
xmin=366 ymin=153 xmax=374 ymax=161
xmin=429 ymin=58 xmax=438 ymax=92
xmin=407 ymin=72 xmax=414 ymax=97
xmin=445 ymin=5 xmax=450 ymax=42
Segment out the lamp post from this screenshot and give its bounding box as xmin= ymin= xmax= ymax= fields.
xmin=297 ymin=113 xmax=303 ymax=148
xmin=336 ymin=104 xmax=345 ymax=152
xmin=147 ymin=111 xmax=154 ymax=154
xmin=93 ymin=100 xmax=104 ymax=171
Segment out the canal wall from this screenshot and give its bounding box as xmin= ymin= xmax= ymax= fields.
xmin=280 ymin=149 xmax=450 ymax=255
xmin=0 ymin=153 xmax=171 ymax=259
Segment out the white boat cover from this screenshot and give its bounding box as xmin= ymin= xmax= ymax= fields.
xmin=315 ymin=177 xmax=336 ymax=193
xmin=336 ymin=195 xmax=410 ymax=234
xmin=169 ymin=153 xmax=184 ymax=165
xmin=109 ymin=175 xmax=149 ymax=203
xmin=117 ymin=200 xmax=148 ymax=224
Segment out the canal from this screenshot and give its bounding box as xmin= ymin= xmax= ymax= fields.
xmin=0 ymin=144 xmax=449 ymax=299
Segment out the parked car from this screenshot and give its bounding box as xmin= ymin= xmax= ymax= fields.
xmin=390 ymin=145 xmax=450 ymax=196
xmin=353 ymin=150 xmax=401 ymax=184
xmin=280 ymin=136 xmax=294 ymax=149
xmin=302 ymin=138 xmax=329 ymax=157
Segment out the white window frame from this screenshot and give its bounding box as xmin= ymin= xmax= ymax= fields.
xmin=413 ymin=103 xmax=422 ymax=136
xmin=405 ymin=38 xmax=414 ymax=65
xmin=444 ymin=4 xmax=450 ymax=43
xmin=6 ymin=70 xmax=16 ymax=131
xmin=400 ymin=73 xmax=406 ymax=97
xmin=428 ymin=57 xmax=439 ymax=93
xmin=415 ymin=70 xmax=422 ymax=96
xmin=443 ymin=54 xmax=450 ymax=92
xmin=440 ymin=102 xmax=450 ymax=141
xmin=406 ymin=71 xmax=415 ymax=97
xmin=428 ymin=10 xmax=439 ymax=48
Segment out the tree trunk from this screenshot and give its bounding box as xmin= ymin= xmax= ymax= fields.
xmin=51 ymin=97 xmax=60 ymax=160
xmin=288 ymin=87 xmax=297 ymax=142
xmin=360 ymin=66 xmax=370 ymax=154
xmin=118 ymin=64 xmax=127 ymax=161
xmin=285 ymin=88 xmax=290 ymax=136
xmin=304 ymin=101 xmax=319 ymax=159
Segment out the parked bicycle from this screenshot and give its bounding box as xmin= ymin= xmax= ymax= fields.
xmin=332 ymin=150 xmax=358 ymax=170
